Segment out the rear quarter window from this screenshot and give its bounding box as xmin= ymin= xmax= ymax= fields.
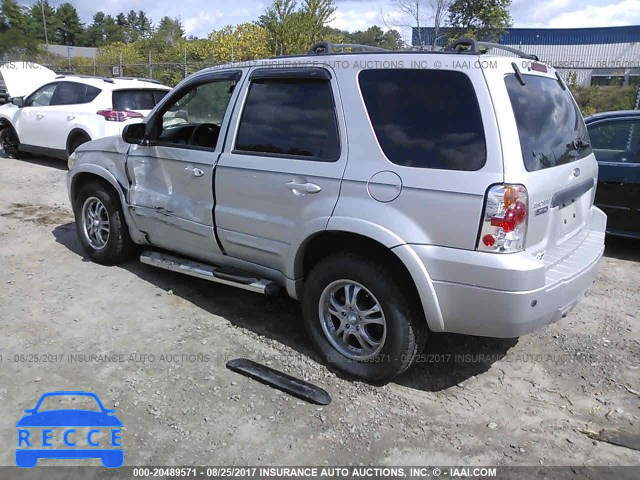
xmin=358 ymin=69 xmax=486 ymax=171
xmin=112 ymin=89 xmax=168 ymax=110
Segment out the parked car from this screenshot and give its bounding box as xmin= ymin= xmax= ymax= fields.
xmin=0 ymin=65 xmax=170 ymax=161
xmin=67 ymin=40 xmax=606 ymax=383
xmin=0 ymin=87 xmax=8 ymax=105
xmin=585 ymin=110 xmax=640 ymax=238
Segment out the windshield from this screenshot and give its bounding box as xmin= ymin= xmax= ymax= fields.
xmin=505 ymin=74 xmax=591 ymax=172
xmin=37 ymin=395 xmax=101 ymax=412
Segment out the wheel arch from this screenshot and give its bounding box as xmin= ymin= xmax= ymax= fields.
xmin=66 ymin=128 xmax=91 ymax=155
xmin=69 ymin=166 xmax=147 ymax=245
xmin=293 ymin=228 xmax=444 ymax=332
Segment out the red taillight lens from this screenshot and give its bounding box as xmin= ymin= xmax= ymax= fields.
xmin=96 ymin=109 xmax=143 ymax=122
xmin=477 ymin=184 xmax=529 ymax=253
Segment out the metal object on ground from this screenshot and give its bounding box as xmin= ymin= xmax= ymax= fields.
xmin=226 ymin=358 xmax=331 ymax=405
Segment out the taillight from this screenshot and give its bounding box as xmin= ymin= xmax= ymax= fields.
xmin=530 ymin=62 xmax=548 ymax=73
xmin=477 ymin=184 xmax=528 ymax=253
xmin=96 ymin=109 xmax=143 ymax=122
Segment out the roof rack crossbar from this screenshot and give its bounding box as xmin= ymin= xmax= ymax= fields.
xmin=308 ymin=42 xmax=388 ymax=54
xmin=444 ymin=38 xmax=539 ymax=61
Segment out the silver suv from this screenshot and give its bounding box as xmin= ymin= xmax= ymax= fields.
xmin=67 ymin=40 xmax=606 ymax=383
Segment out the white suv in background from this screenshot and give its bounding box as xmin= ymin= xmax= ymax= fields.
xmin=0 ymin=68 xmax=170 ymax=161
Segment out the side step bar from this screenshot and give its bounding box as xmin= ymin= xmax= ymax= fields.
xmin=140 ymin=251 xmax=281 ymax=296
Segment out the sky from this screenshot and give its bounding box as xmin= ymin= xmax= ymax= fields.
xmin=23 ymin=0 xmax=640 ymax=41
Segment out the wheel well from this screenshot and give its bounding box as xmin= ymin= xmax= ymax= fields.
xmin=0 ymin=118 xmax=13 ymax=132
xmin=71 ymin=173 xmax=119 ymax=209
xmin=66 ymin=129 xmax=91 ymax=154
xmin=299 ymin=232 xmax=421 ymax=308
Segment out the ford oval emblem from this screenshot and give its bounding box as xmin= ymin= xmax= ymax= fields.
xmin=573 ymin=168 xmax=581 ymax=178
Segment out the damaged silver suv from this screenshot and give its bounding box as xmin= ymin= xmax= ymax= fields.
xmin=67 ymin=40 xmax=606 ymax=383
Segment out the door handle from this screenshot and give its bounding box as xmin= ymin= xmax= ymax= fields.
xmin=67 ymin=115 xmax=75 ymax=121
xmin=36 ymin=114 xmax=44 ymax=119
xmin=286 ymin=180 xmax=322 ymax=195
xmin=185 ymin=167 xmax=204 ymax=177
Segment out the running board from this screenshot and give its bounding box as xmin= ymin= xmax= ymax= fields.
xmin=140 ymin=251 xmax=280 ymax=296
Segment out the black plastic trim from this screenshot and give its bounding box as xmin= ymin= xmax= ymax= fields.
xmin=551 ymin=179 xmax=594 ymax=208
xmin=250 ymin=67 xmax=331 ymax=81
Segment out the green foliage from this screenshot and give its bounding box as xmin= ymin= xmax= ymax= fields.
xmin=154 ymin=16 xmax=184 ymax=46
xmin=54 ymin=2 xmax=84 ymax=45
xmin=208 ymin=23 xmax=271 ymax=63
xmin=327 ymin=25 xmax=404 ymax=50
xmin=448 ymin=0 xmax=512 ymax=42
xmin=259 ymin=0 xmax=336 ymax=55
xmin=0 ymin=0 xmax=39 ymax=56
xmin=571 ymin=85 xmax=637 ymax=116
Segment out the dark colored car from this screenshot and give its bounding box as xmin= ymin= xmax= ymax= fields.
xmin=0 ymin=87 xmax=8 ymax=105
xmin=586 ymin=110 xmax=640 ymax=238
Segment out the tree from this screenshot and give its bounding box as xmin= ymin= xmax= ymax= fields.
xmin=136 ymin=11 xmax=153 ymax=40
xmin=447 ymin=0 xmax=512 ymax=42
xmin=258 ymin=0 xmax=336 ymax=55
xmin=29 ymin=1 xmax=56 ymax=45
xmin=302 ymin=0 xmax=335 ymax=44
xmin=387 ymin=0 xmax=453 ymax=50
xmin=85 ymin=11 xmax=107 ymax=46
xmin=341 ymin=26 xmax=404 ymax=50
xmin=154 ymin=16 xmax=184 ymax=46
xmin=208 ymin=23 xmax=271 ymax=63
xmin=54 ymin=2 xmax=84 ymax=45
xmin=126 ymin=10 xmax=139 ymax=42
xmin=0 ymin=0 xmax=38 ymax=56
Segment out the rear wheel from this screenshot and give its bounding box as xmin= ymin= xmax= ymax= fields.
xmin=0 ymin=125 xmax=21 ymax=158
xmin=302 ymin=253 xmax=426 ymax=384
xmin=74 ymin=182 xmax=136 ymax=265
xmin=67 ymin=132 xmax=90 ymax=158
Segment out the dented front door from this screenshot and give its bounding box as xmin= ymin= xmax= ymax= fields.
xmin=124 ymin=71 xmax=243 ymax=264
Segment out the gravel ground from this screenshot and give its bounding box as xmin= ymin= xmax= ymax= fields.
xmin=0 ymin=154 xmax=638 ymax=468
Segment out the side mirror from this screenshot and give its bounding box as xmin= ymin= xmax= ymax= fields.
xmin=122 ymin=123 xmax=147 ymax=145
xmin=11 ymin=96 xmax=24 ymax=107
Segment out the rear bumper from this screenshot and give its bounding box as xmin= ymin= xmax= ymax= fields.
xmin=407 ymin=207 xmax=606 ymax=338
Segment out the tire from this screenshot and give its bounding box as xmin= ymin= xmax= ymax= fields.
xmin=73 ymin=181 xmax=136 ymax=265
xmin=302 ymin=253 xmax=426 ymax=384
xmin=0 ymin=125 xmax=21 ymax=158
xmin=67 ymin=133 xmax=90 ymax=158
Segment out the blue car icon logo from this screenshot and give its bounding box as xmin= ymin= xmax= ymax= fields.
xmin=16 ymin=391 xmax=123 ymax=468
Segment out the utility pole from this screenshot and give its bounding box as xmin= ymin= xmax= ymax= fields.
xmin=40 ymin=1 xmax=50 ymax=65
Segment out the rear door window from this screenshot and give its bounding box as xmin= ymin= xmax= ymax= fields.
xmin=112 ymin=89 xmax=168 ymax=111
xmin=358 ymin=69 xmax=486 ymax=171
xmin=589 ymin=120 xmax=640 ymax=164
xmin=50 ymin=82 xmax=101 ymax=105
xmin=505 ymin=74 xmax=592 ymax=171
xmin=235 ymin=78 xmax=340 ymax=161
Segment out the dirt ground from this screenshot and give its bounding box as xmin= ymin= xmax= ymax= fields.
xmin=0 ymin=154 xmax=638 ymax=468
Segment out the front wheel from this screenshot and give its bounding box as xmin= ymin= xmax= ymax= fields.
xmin=74 ymin=182 xmax=136 ymax=265
xmin=0 ymin=126 xmax=21 ymax=158
xmin=302 ymin=253 xmax=426 ymax=384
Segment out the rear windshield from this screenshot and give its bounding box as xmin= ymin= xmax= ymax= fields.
xmin=505 ymin=74 xmax=591 ymax=172
xmin=358 ymin=69 xmax=486 ymax=171
xmin=112 ymin=89 xmax=168 ymax=111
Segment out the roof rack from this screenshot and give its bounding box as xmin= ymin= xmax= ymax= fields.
xmin=444 ymin=38 xmax=539 ymax=61
xmin=55 ymin=74 xmax=115 ymax=84
xmin=308 ymin=42 xmax=388 ymax=54
xmin=116 ymin=76 xmax=163 ymax=85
